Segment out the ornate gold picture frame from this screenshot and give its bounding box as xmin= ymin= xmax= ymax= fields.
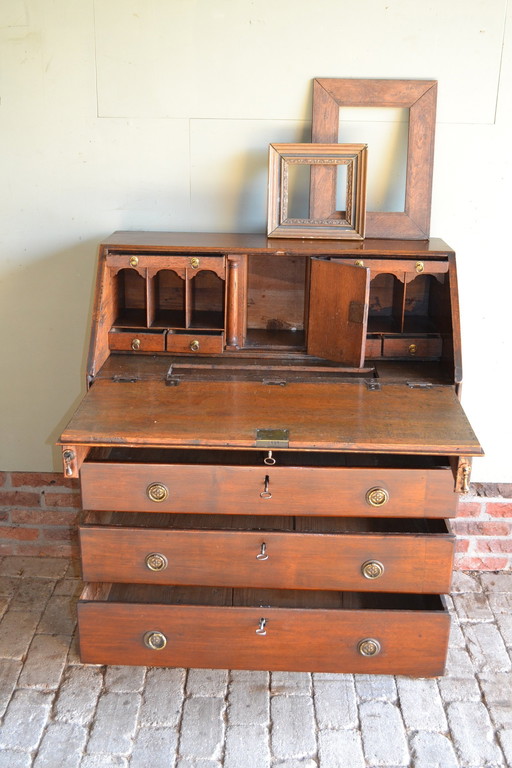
xmin=311 ymin=78 xmax=437 ymax=239
xmin=267 ymin=143 xmax=367 ymax=240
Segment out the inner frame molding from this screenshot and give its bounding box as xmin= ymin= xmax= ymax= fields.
xmin=311 ymin=78 xmax=437 ymax=240
xmin=267 ymin=143 xmax=367 ymax=240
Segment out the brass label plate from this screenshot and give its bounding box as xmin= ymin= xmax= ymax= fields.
xmin=255 ymin=428 xmax=289 ymax=448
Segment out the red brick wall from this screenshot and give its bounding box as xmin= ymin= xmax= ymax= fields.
xmin=1 ymin=472 xmax=511 ymax=570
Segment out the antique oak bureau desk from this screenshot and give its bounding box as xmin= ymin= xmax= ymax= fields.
xmin=59 ymin=231 xmax=481 ymax=676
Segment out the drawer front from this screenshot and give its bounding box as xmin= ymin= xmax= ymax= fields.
xmin=80 ymin=463 xmax=456 ymax=518
xmin=382 ymin=336 xmax=443 ymax=359
xmin=365 ymin=336 xmax=383 ymax=359
xmin=108 ymin=330 xmax=166 ymax=353
xmin=166 ymin=333 xmax=224 ymax=354
xmin=106 ymin=253 xmax=226 ymax=277
xmin=78 ymin=599 xmax=449 ymax=676
xmin=79 ymin=526 xmax=454 ymax=593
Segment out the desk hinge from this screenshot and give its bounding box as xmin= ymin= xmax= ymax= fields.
xmin=111 ymin=375 xmax=140 ymax=383
xmin=406 ymin=381 xmax=433 ymax=389
xmin=365 ymin=379 xmax=381 ymax=391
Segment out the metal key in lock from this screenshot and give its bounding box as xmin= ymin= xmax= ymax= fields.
xmin=256 ymin=542 xmax=268 ymax=561
xmin=256 ymin=618 xmax=267 ymax=635
xmin=260 ymin=475 xmax=272 ymax=499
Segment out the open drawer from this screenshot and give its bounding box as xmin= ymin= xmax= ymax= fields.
xmin=78 ymin=584 xmax=450 ymax=676
xmin=80 ymin=513 xmax=454 ymax=593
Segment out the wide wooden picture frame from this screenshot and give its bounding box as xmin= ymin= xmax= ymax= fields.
xmin=267 ymin=143 xmax=367 ymax=240
xmin=311 ymin=78 xmax=437 ymax=240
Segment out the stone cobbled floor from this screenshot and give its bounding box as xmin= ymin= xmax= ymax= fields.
xmin=0 ymin=558 xmax=511 ymax=768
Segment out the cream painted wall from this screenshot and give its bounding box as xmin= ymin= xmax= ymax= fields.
xmin=0 ymin=0 xmax=510 ymax=480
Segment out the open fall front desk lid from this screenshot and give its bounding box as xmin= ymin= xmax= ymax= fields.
xmin=60 ymin=379 xmax=482 ymax=457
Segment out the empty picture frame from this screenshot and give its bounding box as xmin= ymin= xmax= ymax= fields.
xmin=311 ymin=78 xmax=437 ymax=239
xmin=267 ymin=143 xmax=367 ymax=240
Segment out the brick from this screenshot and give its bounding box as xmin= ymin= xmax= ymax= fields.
xmin=354 ymin=674 xmax=397 ymax=701
xmin=450 ymin=570 xmax=482 ymax=592
xmin=0 ymin=751 xmax=32 ymax=768
xmin=452 ymin=591 xmax=493 ymax=622
xmin=179 ymin=697 xmax=225 ymax=759
xmin=33 ymin=721 xmax=87 ymax=768
xmin=0 ymin=556 xmax=69 ymax=578
xmin=0 ymin=527 xmax=40 ymax=541
xmin=140 ymin=667 xmax=185 ymax=727
xmin=0 ymin=490 xmax=41 ymax=507
xmin=314 ymin=678 xmax=358 ymax=729
xmin=86 ymin=692 xmax=141 ymax=755
xmin=270 ymin=695 xmax=316 ymax=760
xmin=447 ymin=701 xmax=504 ymax=766
xmin=396 ymin=678 xmax=447 ymax=731
xmin=271 ymin=671 xmax=311 ymax=695
xmin=0 ymin=473 xmax=6 ymax=487
xmin=14 ymin=542 xmax=78 ymax=558
xmin=454 ymin=538 xmax=470 ymax=553
xmin=105 ymin=665 xmax=146 ymax=692
xmin=486 ymin=501 xmax=512 ymax=517
xmin=0 ymin=512 xmax=8 ymax=522
xmin=0 ymin=659 xmax=22 ymax=717
xmin=0 ymin=610 xmax=40 ymax=660
xmin=224 ymin=724 xmax=270 ymax=768
xmin=130 ymin=726 xmax=179 ymax=768
xmin=410 ymin=732 xmax=458 ymax=768
xmin=318 ymin=729 xmax=365 ymax=768
xmin=18 ymin=633 xmax=71 ymax=689
xmin=455 ymin=555 xmax=509 ymax=571
xmin=42 ymin=491 xmax=81 ymax=509
xmin=37 ymin=594 xmax=77 ymax=635
xmin=360 ymin=700 xmax=408 ymax=766
xmin=464 ymin=621 xmax=511 ymax=672
xmin=227 ymin=670 xmax=269 ymax=726
xmin=11 ymin=509 xmax=79 ymax=526
xmin=54 ymin=665 xmax=104 ymax=724
xmin=0 ymin=688 xmax=54 ymax=750
xmin=11 ymin=473 xmax=79 ymax=489
xmin=186 ymin=667 xmax=228 ymax=697
xmin=452 ymin=520 xmax=512 ymax=535
xmin=477 ymin=538 xmax=512 ymax=553
xmin=455 ymin=500 xmax=485 ymax=518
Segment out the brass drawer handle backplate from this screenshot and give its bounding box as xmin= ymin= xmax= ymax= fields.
xmin=358 ymin=638 xmax=381 ymax=657
xmin=143 ymin=631 xmax=167 ymax=650
xmin=365 ymin=487 xmax=389 ymax=507
xmin=145 ymin=553 xmax=168 ymax=572
xmin=146 ymin=483 xmax=169 ymax=503
xmin=361 ymin=560 xmax=385 ymax=580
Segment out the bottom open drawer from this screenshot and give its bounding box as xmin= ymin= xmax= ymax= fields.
xmin=78 ymin=584 xmax=450 ymax=676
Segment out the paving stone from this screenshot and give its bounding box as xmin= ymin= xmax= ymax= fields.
xmin=496 ymin=613 xmax=512 ymax=646
xmin=0 ymin=557 xmax=68 ymax=579
xmin=0 ymin=751 xmax=32 ymax=768
xmin=270 ymin=695 xmax=316 ymax=760
xmin=0 ymin=688 xmax=54 ymax=750
xmin=0 ymin=598 xmax=10 ymax=619
xmin=52 ymin=578 xmax=83 ymax=597
xmin=37 ymin=594 xmax=77 ymax=635
xmin=179 ymin=697 xmax=225 ymax=759
xmin=464 ymin=622 xmax=512 ymax=672
xmin=480 ymin=573 xmax=512 ymax=592
xmin=487 ymin=593 xmax=512 ymax=614
xmin=53 ymin=665 xmax=104 ymax=724
xmin=498 ymin=730 xmax=512 ymax=766
xmin=175 ymin=760 xmax=221 ymax=768
xmin=18 ymin=633 xmax=71 ymax=689
xmin=397 ymin=677 xmax=447 ymax=731
xmin=0 ymin=576 xmax=19 ymax=597
xmin=104 ymin=665 xmax=146 ymax=692
xmin=447 ymin=701 xmax=505 ymax=766
xmin=313 ymin=672 xmax=353 ymax=682
xmin=0 ymin=609 xmax=40 ymax=659
xmin=479 ymin=672 xmax=512 ymax=728
xmin=227 ymin=670 xmax=269 ymax=725
xmin=437 ymin=674 xmax=481 ymax=702
xmin=66 ymin=633 xmax=82 ymax=665
xmin=444 ymin=646 xmax=480 ymax=678
xmin=354 ymin=674 xmax=397 ymax=701
xmin=140 ymin=667 xmax=185 ymax=727
xmin=273 ymin=761 xmax=317 ymax=768
xmin=318 ymin=729 xmax=365 ymax=768
xmin=130 ymin=725 xmax=179 ymax=768
xmin=0 ymin=659 xmax=22 ymax=716
xmin=271 ymin=671 xmax=311 ymax=695
xmin=451 ymin=570 xmax=483 ymax=593
xmin=360 ymin=700 xmax=408 ymax=767
xmin=314 ymin=678 xmax=358 ymax=729
xmin=86 ymin=692 xmax=141 ymax=755
xmin=80 ymin=756 xmax=128 ymax=768
xmin=33 ymin=721 xmax=87 ymax=768
xmin=186 ymin=667 xmax=229 ymax=697
xmin=452 ymin=591 xmax=494 ymax=622
xmin=224 ymin=724 xmax=270 ymax=768
xmin=9 ymin=577 xmax=55 ymax=610
xmin=448 ymin=616 xmax=466 ymax=647
xmin=409 ymin=731 xmax=458 ymax=768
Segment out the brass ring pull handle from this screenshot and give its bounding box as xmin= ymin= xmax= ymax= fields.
xmin=415 ymin=261 xmax=424 ymax=273
xmin=260 ymin=475 xmax=272 ymax=499
xmin=131 ymin=338 xmax=141 ymax=351
xmin=143 ymin=630 xmax=167 ymax=650
xmin=365 ymin=487 xmax=389 ymax=507
xmin=129 ymin=256 xmax=139 ymax=267
xmin=145 ymin=553 xmax=168 ymax=572
xmin=146 ymin=483 xmax=169 ymax=503
xmin=264 ymin=451 xmax=276 ymax=466
xmin=256 ymin=618 xmax=267 ymax=636
xmin=189 ymin=257 xmax=200 ymax=269
xmin=256 ymin=543 xmax=268 ymax=561
xmin=189 ymin=340 xmax=200 ymax=352
xmin=408 ymin=343 xmax=417 ymax=356
xmin=361 ymin=560 xmax=384 ymax=580
xmin=358 ymin=638 xmax=381 ymax=657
